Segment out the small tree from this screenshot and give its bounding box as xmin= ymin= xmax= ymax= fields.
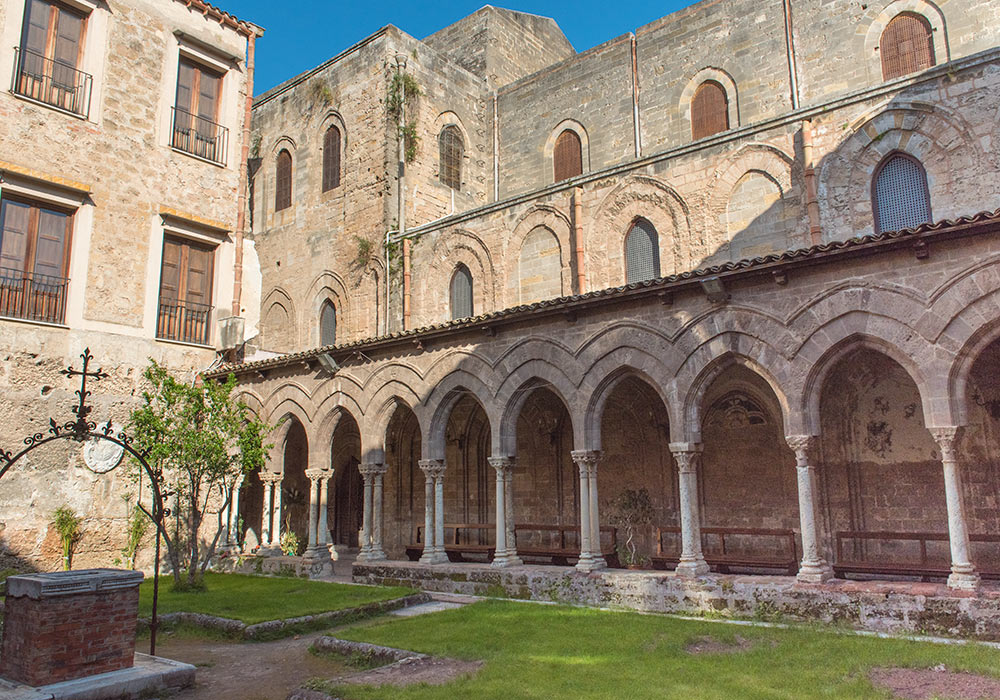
xmin=52 ymin=506 xmax=82 ymax=571
xmin=128 ymin=360 xmax=270 ymax=588
xmin=607 ymin=488 xmax=655 ymax=567
xmin=120 ymin=500 xmax=149 ymax=570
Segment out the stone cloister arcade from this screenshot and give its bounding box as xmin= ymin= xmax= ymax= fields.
xmin=219 ymin=216 xmax=1000 ymax=591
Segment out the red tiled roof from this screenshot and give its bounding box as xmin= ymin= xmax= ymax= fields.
xmin=205 ymin=208 xmax=1000 ymax=379
xmin=175 ymin=0 xmax=264 ymax=37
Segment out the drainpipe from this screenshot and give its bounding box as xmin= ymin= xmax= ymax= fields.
xmin=572 ymin=187 xmax=586 ymax=294
xmin=782 ymin=0 xmax=800 ymax=110
xmin=231 ymin=32 xmax=256 ymax=318
xmin=395 ymin=53 xmax=410 ymax=330
xmin=803 ymin=119 xmax=822 ymax=244
xmin=492 ymin=91 xmax=499 ymax=202
xmin=630 ymin=33 xmax=641 ymax=159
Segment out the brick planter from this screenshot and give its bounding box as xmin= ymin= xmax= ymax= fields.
xmin=1 ymin=568 xmax=144 ymax=686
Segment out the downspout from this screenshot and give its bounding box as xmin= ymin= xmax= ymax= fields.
xmin=782 ymin=0 xmax=800 ymax=110
xmin=492 ymin=91 xmax=499 ymax=202
xmin=384 ymin=230 xmax=390 ymax=336
xmin=395 ymin=54 xmax=410 ymax=330
xmin=630 ymin=32 xmax=641 ymax=159
xmin=803 ymin=119 xmax=822 ymax=244
xmin=572 ymin=187 xmax=586 ymax=294
xmin=231 ymin=32 xmax=256 ymax=318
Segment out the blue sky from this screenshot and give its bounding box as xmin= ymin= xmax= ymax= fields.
xmin=230 ymin=1 xmax=696 ymax=95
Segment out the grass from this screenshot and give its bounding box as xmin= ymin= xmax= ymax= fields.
xmin=320 ymin=600 xmax=1000 ymax=699
xmin=137 ymin=572 xmax=413 ymax=625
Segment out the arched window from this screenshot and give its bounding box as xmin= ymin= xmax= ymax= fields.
xmin=450 ymin=264 xmax=473 ymax=320
xmin=553 ymin=129 xmax=582 ymax=182
xmin=439 ymin=125 xmax=463 ymax=190
xmin=880 ymin=13 xmax=935 ymax=81
xmin=322 ymin=126 xmax=341 ymax=192
xmin=872 ymin=152 xmax=932 ymax=234
xmin=275 ymin=149 xmax=292 ymax=212
xmin=625 ymin=219 xmax=661 ymax=283
xmin=691 ymin=81 xmax=729 ymax=140
xmin=319 ymin=300 xmax=337 ymax=346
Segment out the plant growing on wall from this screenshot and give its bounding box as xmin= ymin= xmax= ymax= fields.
xmin=387 ymin=71 xmax=421 ymax=163
xmin=608 ymin=488 xmax=655 ymax=568
xmin=353 ymin=235 xmax=375 ymax=268
xmin=128 ymin=360 xmax=272 ymax=589
xmin=279 ymin=528 xmax=301 ymax=557
xmin=120 ymin=499 xmax=149 ymax=571
xmin=52 ymin=506 xmax=82 ymax=571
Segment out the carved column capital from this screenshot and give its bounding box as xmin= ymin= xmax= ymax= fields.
xmin=488 ymin=456 xmax=516 ymax=474
xmin=358 ymin=462 xmax=385 ymax=478
xmin=259 ymin=471 xmax=282 ymax=484
xmin=669 ymin=443 xmax=703 ymax=474
xmin=418 ymin=458 xmax=446 ymax=478
xmin=304 ymin=467 xmax=325 ymax=481
xmin=930 ymin=427 xmax=964 ymax=461
xmin=570 ymin=450 xmax=602 ymax=476
xmin=785 ymin=435 xmax=817 ymax=467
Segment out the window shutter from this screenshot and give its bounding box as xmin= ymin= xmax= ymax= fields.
xmin=625 ymin=219 xmax=660 ymax=284
xmin=275 ymin=150 xmax=292 ymax=211
xmin=52 ymin=7 xmax=83 ymax=69
xmin=450 ymin=264 xmax=473 ymax=320
xmin=553 ymin=130 xmax=583 ymax=182
xmin=184 ymin=243 xmax=213 ymax=307
xmin=320 ymin=301 xmax=337 ymax=346
xmin=159 ymin=238 xmax=181 ymax=300
xmin=438 ymin=125 xmax=463 ymax=190
xmin=323 ymin=126 xmax=341 ymax=192
xmin=23 ymin=0 xmax=50 ymax=56
xmin=880 ymin=13 xmax=934 ymax=80
xmin=197 ymin=70 xmax=220 ymax=122
xmin=32 ymin=208 xmax=69 ymax=279
xmin=691 ymin=81 xmax=729 ymax=140
xmin=0 ymin=200 xmax=32 ymax=272
xmin=873 ymin=153 xmax=932 ymax=234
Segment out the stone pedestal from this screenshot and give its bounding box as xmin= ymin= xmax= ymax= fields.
xmin=1 ymin=569 xmax=144 ymax=687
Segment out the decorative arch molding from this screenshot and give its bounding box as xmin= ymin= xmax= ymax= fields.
xmin=262 ymin=385 xmax=315 ymax=423
xmin=947 ymin=317 xmax=1000 ymax=428
xmin=233 ymin=390 xmax=265 ymax=418
xmin=543 ymin=119 xmax=590 ymax=181
xmin=360 ymin=380 xmax=422 ymax=424
xmin=819 ymin=102 xmax=983 ymax=239
xmin=261 ymin=287 xmax=297 ymax=353
xmin=785 ymin=279 xmax=927 ymax=330
xmin=421 ymin=349 xmax=499 ymax=396
xmin=589 ymin=175 xmax=690 ymax=288
xmin=496 ymin=371 xmax=579 ymax=456
xmin=418 ymin=228 xmax=496 ymax=323
xmin=269 ymin=135 xmax=298 ymax=157
xmin=318 ymin=110 xmax=347 ymax=139
xmin=674 ymin=305 xmax=800 ymax=364
xmin=679 ymin=67 xmax=740 ymax=134
xmin=310 ymin=405 xmax=362 ymax=470
xmin=422 ymin=370 xmax=498 ymax=461
xmin=863 ymin=0 xmax=950 ymax=76
xmin=432 ymin=111 xmax=472 ymax=160
xmin=507 ymin=205 xmax=573 ymax=306
xmin=491 ymin=335 xmax=583 ymax=387
xmin=307 ymin=271 xmax=352 ymax=346
xmin=582 ymin=365 xmax=672 ymax=451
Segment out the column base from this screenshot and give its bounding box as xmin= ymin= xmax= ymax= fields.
xmin=419 ymin=552 xmax=450 ymax=565
xmin=362 ymin=548 xmax=387 ymax=562
xmin=675 ymin=558 xmax=710 ymax=577
xmin=576 ymin=555 xmax=606 ymax=572
xmin=796 ymin=560 xmax=834 ymax=584
xmin=948 ymin=570 xmax=981 ymax=590
xmin=491 ymin=553 xmax=523 ymax=568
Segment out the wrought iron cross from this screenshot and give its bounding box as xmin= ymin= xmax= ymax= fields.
xmin=60 ymin=348 xmax=109 ymax=439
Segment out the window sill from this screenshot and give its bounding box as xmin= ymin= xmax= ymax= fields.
xmin=169 ymin=146 xmax=227 ymax=169
xmin=0 ymin=314 xmax=69 ymax=329
xmin=155 ymin=336 xmax=216 ymax=351
xmin=9 ymin=90 xmax=89 ymax=121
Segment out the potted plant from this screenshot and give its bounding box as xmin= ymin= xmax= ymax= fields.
xmin=608 ymin=488 xmax=654 ymax=569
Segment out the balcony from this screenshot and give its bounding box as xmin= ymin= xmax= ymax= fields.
xmin=11 ymin=47 xmax=92 ymax=118
xmin=170 ymin=107 xmax=228 ymax=166
xmin=157 ymin=297 xmax=213 ymax=346
xmin=0 ymin=268 xmax=69 ymax=324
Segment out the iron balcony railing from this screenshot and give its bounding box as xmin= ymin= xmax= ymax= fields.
xmin=157 ymin=297 xmax=213 ymax=345
xmin=170 ymin=107 xmax=228 ymax=166
xmin=0 ymin=267 xmax=69 ymax=324
xmin=11 ymin=47 xmax=92 ymax=118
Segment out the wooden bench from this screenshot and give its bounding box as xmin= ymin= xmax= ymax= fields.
xmin=652 ymin=526 xmax=798 ymax=575
xmin=833 ymin=531 xmax=1000 ymax=581
xmin=405 ymin=522 xmax=619 ymax=567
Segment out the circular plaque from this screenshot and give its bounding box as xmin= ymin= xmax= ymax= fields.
xmin=83 ymin=427 xmax=125 ymax=473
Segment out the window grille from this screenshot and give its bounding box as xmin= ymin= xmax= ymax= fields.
xmin=275 ymin=149 xmax=292 ymax=211
xmin=439 ymin=125 xmax=463 ymax=190
xmin=450 ymin=264 xmax=473 ymax=320
xmin=625 ymin=219 xmax=660 ymax=284
xmin=553 ymin=130 xmax=583 ymax=182
xmin=322 ymin=126 xmax=341 ymax=192
xmin=691 ymin=81 xmax=729 ymax=140
xmin=880 ymin=13 xmax=935 ymax=81
xmin=873 ymin=153 xmax=932 ymax=234
xmin=320 ymin=300 xmax=337 ymax=346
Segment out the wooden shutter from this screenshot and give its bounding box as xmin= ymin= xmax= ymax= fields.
xmin=873 ymin=153 xmax=932 ymax=234
xmin=52 ymin=6 xmax=82 ymax=69
xmin=450 ymin=265 xmax=473 ymax=320
xmin=22 ymin=0 xmax=50 ymax=56
xmin=0 ymin=200 xmax=32 ymax=272
xmin=320 ymin=301 xmax=337 ymax=346
xmin=275 ymin=150 xmax=292 ymax=211
xmin=32 ymin=208 xmax=69 ymax=279
xmin=625 ymin=219 xmax=660 ymax=284
xmin=553 ymin=130 xmax=582 ymax=182
xmin=185 ymin=243 xmax=213 ymax=307
xmin=197 ymin=69 xmax=220 ymax=122
xmin=691 ymin=81 xmax=729 ymax=140
xmin=159 ymin=238 xmax=181 ymax=300
xmin=323 ymin=126 xmax=341 ymax=192
xmin=438 ymin=126 xmax=463 ymax=190
xmin=880 ymin=13 xmax=935 ymax=80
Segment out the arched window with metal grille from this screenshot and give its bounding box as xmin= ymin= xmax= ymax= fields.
xmin=450 ymin=264 xmax=473 ymax=320
xmin=691 ymin=81 xmax=729 ymax=140
xmin=322 ymin=126 xmax=341 ymax=192
xmin=275 ymin=149 xmax=292 ymax=212
xmin=880 ymin=13 xmax=935 ymax=81
xmin=625 ymin=219 xmax=661 ymax=284
xmin=439 ymin=125 xmax=463 ymax=190
xmin=553 ymin=129 xmax=583 ymax=182
xmin=872 ymin=152 xmax=932 ymax=234
xmin=319 ymin=300 xmax=337 ymax=346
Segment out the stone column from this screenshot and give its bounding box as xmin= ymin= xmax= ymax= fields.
xmin=930 ymin=427 xmax=980 ymax=590
xmin=786 ymin=435 xmax=834 ymax=583
xmin=369 ymin=464 xmax=388 ymax=561
xmin=356 ymin=463 xmax=377 ymax=561
xmin=489 ymin=456 xmax=522 ymax=567
xmin=272 ymin=477 xmax=284 ymax=546
xmin=261 ymin=475 xmax=273 ymax=547
xmin=317 ymin=473 xmax=331 ymax=547
xmin=226 ymin=475 xmax=244 ymax=551
xmin=304 ymin=468 xmax=323 ymax=553
xmin=669 ymin=443 xmax=709 ymax=577
xmin=418 ymin=459 xmax=448 ymax=564
xmin=572 ymin=450 xmax=606 ymax=571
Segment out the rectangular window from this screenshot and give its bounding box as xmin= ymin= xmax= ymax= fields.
xmin=171 ymin=57 xmax=228 ymax=165
xmin=0 ymin=196 xmax=72 ymax=324
xmin=12 ymin=0 xmax=92 ymax=117
xmin=157 ymin=235 xmax=215 ymax=345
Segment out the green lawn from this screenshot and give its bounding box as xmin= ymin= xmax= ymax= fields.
xmin=138 ymin=572 xmax=413 ymax=625
xmin=322 ymin=600 xmax=1000 ymax=699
